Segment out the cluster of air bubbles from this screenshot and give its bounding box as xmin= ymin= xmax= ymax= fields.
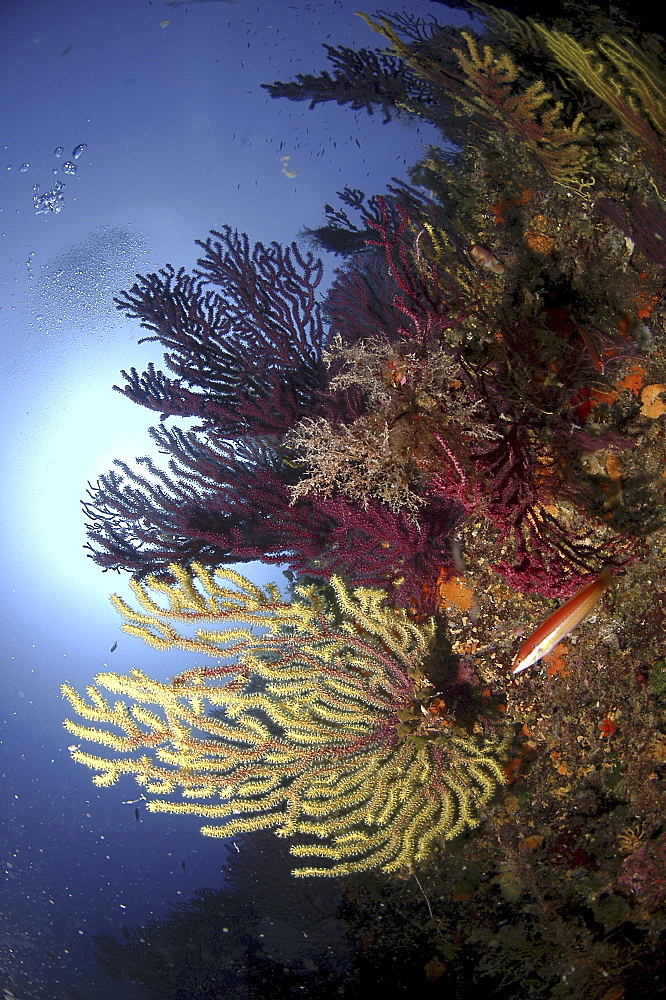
xmin=33 ymin=180 xmax=66 ymax=215
xmin=55 ymin=143 xmax=87 ymax=177
xmin=34 ymin=224 xmax=151 ymax=334
xmin=8 ymin=144 xmax=87 ymax=178
xmin=14 ymin=142 xmax=90 ymax=214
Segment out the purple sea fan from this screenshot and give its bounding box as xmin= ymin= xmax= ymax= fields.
xmin=86 ymin=218 xmax=473 ymax=609
xmin=325 ymin=195 xmax=471 ymax=351
xmin=425 ymin=409 xmax=626 ymax=597
xmin=363 ymin=197 xmax=473 ymax=348
xmin=325 ymin=253 xmax=407 ymax=347
xmin=113 ymin=227 xmax=360 ymax=439
xmin=84 ymin=429 xmax=463 ymax=612
xmin=473 ymin=418 xmax=630 ymax=596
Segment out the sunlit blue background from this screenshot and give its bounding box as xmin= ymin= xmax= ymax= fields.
xmin=0 ymin=1 xmax=468 ymax=996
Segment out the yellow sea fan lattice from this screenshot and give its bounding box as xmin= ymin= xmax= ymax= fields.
xmin=359 ymin=13 xmax=594 ymax=190
xmin=531 ymin=24 xmax=666 ymax=186
xmin=62 ymin=563 xmax=509 ymax=875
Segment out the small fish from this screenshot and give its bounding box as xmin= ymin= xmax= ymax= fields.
xmin=181 ymin=860 xmax=186 ymax=870
xmin=110 ymin=641 xmax=118 ymax=653
xmin=135 ymin=807 xmax=140 ymax=822
xmin=469 ymin=244 xmax=505 ymax=275
xmin=512 ymin=567 xmax=613 ymax=674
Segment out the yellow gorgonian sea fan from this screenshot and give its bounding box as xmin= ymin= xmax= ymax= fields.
xmin=359 ymin=13 xmax=594 ymax=190
xmin=62 ymin=563 xmax=508 ymax=876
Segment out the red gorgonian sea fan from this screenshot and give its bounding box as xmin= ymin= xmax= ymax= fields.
xmin=321 ymin=195 xmax=634 ymax=596
xmin=86 ymin=186 xmax=636 ymax=608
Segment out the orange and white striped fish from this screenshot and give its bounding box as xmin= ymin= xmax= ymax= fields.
xmin=512 ymin=567 xmax=613 ymax=674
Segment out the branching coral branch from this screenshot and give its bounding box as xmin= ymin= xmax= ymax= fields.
xmin=62 ymin=564 xmax=509 ymax=876
xmin=361 ymin=197 xmax=473 ymax=347
xmin=453 ymin=32 xmax=593 ymax=185
xmin=113 ymin=229 xmax=331 ymax=438
xmin=262 ymin=41 xmax=438 ymax=122
xmin=531 ymin=25 xmax=666 ymax=188
xmin=84 ymin=429 xmax=463 ymax=611
xmin=360 ymin=14 xmax=594 ymax=190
